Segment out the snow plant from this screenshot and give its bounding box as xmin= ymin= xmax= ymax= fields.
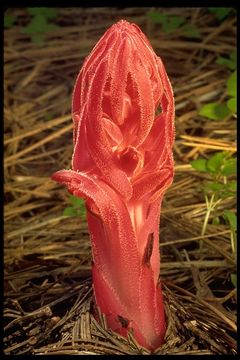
xmin=52 ymin=20 xmax=174 ymax=350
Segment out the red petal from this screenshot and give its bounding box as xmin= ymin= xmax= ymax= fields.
xmin=132 ymin=167 xmax=172 ymax=201
xmin=110 ymin=36 xmax=131 ymax=125
xmin=102 ymin=115 xmax=123 ymax=146
xmin=72 ymin=107 xmax=95 ymax=172
xmin=128 ymin=56 xmax=155 ymax=147
xmin=138 ymin=264 xmax=166 ymax=349
xmin=84 ymin=59 xmax=132 ymax=199
xmin=52 ymin=170 xmax=140 ymax=310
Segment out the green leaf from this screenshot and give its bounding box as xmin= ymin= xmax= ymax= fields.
xmin=4 ymin=14 xmax=17 ymax=28
xmin=204 ymin=178 xmax=236 ymax=198
xmin=208 ymin=7 xmax=232 ymax=20
xmin=22 ymin=13 xmax=58 ymax=39
xmin=182 ymin=24 xmax=201 ymax=38
xmin=216 ymin=57 xmax=234 ymax=70
xmin=216 ymin=50 xmax=237 ymax=70
xmin=227 ymin=71 xmax=236 ymax=97
xmin=170 ymin=16 xmax=185 ymax=27
xmin=147 ymin=11 xmax=167 ymax=24
xmin=227 ymin=97 xmax=236 ymax=113
xmin=76 ymin=208 xmax=86 ymax=218
xmin=147 ymin=12 xmax=186 ymax=34
xmin=31 ymin=34 xmax=44 ymax=44
xmin=225 ymin=180 xmax=237 ymax=192
xmin=69 ymin=195 xmax=85 ymax=208
xmin=216 ymin=51 xmax=236 ymax=70
xmin=190 ymin=159 xmax=207 ymax=172
xmin=230 ymin=50 xmax=236 ymax=62
xmin=22 ymin=14 xmax=48 ymax=34
xmin=204 ymin=181 xmax=224 ymax=193
xmin=27 ymin=7 xmax=58 ymax=19
xmin=221 ymin=158 xmax=236 ymax=176
xmin=219 ymin=182 xmax=236 ymax=199
xmin=163 ymin=16 xmax=185 ymax=33
xmin=212 ymin=216 xmax=220 ymax=225
xmin=199 ymin=102 xmax=231 ymax=120
xmin=230 ymin=273 xmax=237 ymax=288
xmin=63 ymin=207 xmax=78 ymax=217
xmin=224 ymin=210 xmax=236 ymax=231
xmin=221 ymin=191 xmax=235 ymax=199
xmin=206 ymin=152 xmax=226 ymax=173
xmin=43 ymin=23 xmax=59 ymax=32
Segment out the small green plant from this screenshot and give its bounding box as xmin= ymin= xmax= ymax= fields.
xmin=147 ymin=11 xmax=201 ymax=38
xmin=4 ymin=14 xmax=17 ymax=28
xmin=199 ymin=57 xmax=237 ymax=120
xmin=190 ymin=151 xmax=236 ymax=237
xmin=63 ymin=195 xmax=86 ymax=218
xmin=191 ymin=151 xmax=236 ymax=287
xmin=208 ymin=7 xmax=233 ymax=20
xmin=199 ymin=102 xmax=232 ymax=120
xmin=216 ymin=50 xmax=236 ymax=70
xmin=230 ymin=273 xmax=237 ymax=288
xmin=226 ymin=71 xmax=237 ymax=113
xmin=21 ymin=7 xmax=59 ymax=43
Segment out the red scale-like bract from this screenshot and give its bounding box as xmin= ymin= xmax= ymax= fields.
xmin=52 ymin=20 xmax=174 ymax=351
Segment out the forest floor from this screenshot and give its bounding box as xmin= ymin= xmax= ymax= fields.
xmin=4 ymin=7 xmax=237 ymax=355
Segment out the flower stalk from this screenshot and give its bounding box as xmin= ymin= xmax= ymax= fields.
xmin=52 ymin=20 xmax=174 ymax=350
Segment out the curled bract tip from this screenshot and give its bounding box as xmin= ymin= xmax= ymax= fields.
xmin=71 ymin=18 xmax=174 ymax=201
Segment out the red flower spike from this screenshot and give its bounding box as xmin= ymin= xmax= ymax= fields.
xmin=52 ymin=20 xmax=174 ymax=351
